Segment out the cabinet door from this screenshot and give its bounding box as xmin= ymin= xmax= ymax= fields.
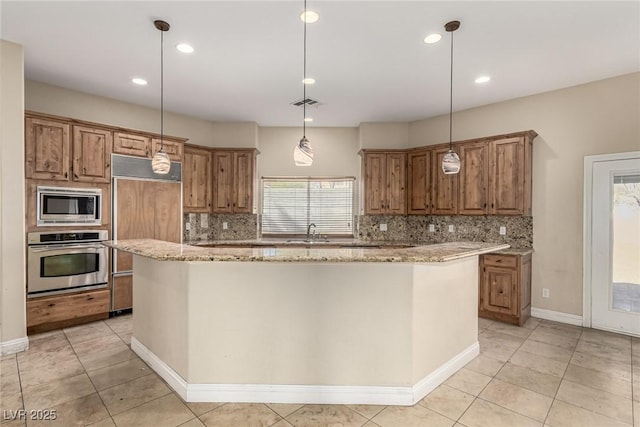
xmin=152 ymin=138 xmax=183 ymax=162
xmin=212 ymin=151 xmax=233 ymax=213
xmin=114 ymin=179 xmax=156 ymax=272
xmin=458 ymin=141 xmax=489 ymax=215
xmin=154 ymin=181 xmax=182 ymax=243
xmin=489 ymin=136 xmax=525 ymax=215
xmin=233 ymin=151 xmax=254 ymax=213
xmin=480 ymin=265 xmax=518 ymax=316
xmin=431 ymin=147 xmax=459 ymax=215
xmin=386 ymin=153 xmax=406 ymax=214
xmin=72 ymin=126 xmax=112 ymax=183
xmin=183 ymin=146 xmax=212 ymax=212
xmin=363 ymin=153 xmax=387 ymax=214
xmin=25 ymin=117 xmax=70 ymax=180
xmin=114 ymin=133 xmax=151 ymax=157
xmin=408 ymin=151 xmax=430 ymax=214
xmin=113 ymin=275 xmax=133 ymax=311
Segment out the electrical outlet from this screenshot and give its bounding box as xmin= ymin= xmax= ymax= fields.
xmin=448 ymin=225 xmax=455 ymax=232
xmin=200 ymin=213 xmax=208 ymax=228
xmin=428 ymin=224 xmax=435 ymax=232
xmin=222 ymin=222 xmax=228 ymax=230
xmin=499 ymin=226 xmax=507 ymax=235
xmin=542 ymin=288 xmax=550 ymax=298
xmin=380 ymin=223 xmax=388 ymax=231
xmin=185 ymin=223 xmax=191 ymax=231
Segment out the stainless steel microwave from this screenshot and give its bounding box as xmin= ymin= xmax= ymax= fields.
xmin=37 ymin=186 xmax=102 ymax=226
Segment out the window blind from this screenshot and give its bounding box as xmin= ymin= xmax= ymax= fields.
xmin=262 ymin=177 xmax=354 ymax=236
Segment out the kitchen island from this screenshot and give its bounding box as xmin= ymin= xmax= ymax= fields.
xmin=104 ymin=239 xmax=509 ymax=405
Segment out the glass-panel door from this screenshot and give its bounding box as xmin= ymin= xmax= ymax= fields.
xmin=592 ymin=158 xmax=640 ymax=335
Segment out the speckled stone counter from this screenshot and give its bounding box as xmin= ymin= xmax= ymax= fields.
xmin=104 ymin=239 xmax=510 ymax=263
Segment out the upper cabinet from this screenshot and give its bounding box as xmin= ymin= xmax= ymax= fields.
xmin=113 ymin=132 xmax=151 ymax=157
xmin=404 ymin=131 xmax=536 ymax=217
xmin=25 ymin=116 xmax=71 ymax=181
xmin=212 ymin=149 xmax=256 ymax=214
xmin=407 ymin=150 xmax=431 ymax=214
xmin=72 ymin=125 xmax=112 ymax=183
xmin=431 ymin=146 xmax=459 ymax=215
xmin=183 ymin=144 xmax=212 ymax=213
xmin=458 ymin=141 xmax=489 ymax=215
xmin=152 ymin=138 xmax=183 ymax=162
xmin=362 ymin=151 xmax=406 ymax=215
xmin=489 ymin=135 xmax=533 ymax=216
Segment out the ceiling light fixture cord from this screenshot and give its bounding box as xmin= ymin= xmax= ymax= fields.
xmin=303 ymin=0 xmax=307 ymax=138
xmin=449 ymin=24 xmax=453 ymax=150
xmin=160 ymin=25 xmax=165 ymax=151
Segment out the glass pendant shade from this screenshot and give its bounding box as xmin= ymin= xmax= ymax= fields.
xmin=442 ymin=149 xmax=461 ymax=174
xmin=152 ymin=150 xmax=171 ymax=174
xmin=294 ymin=136 xmax=313 ymax=166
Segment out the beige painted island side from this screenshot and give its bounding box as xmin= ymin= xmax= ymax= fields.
xmin=104 ymin=240 xmax=508 ymax=405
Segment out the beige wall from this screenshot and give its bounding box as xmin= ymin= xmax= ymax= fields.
xmin=1 ymin=40 xmax=26 ymax=344
xmin=25 ymin=80 xmax=259 ymax=148
xmin=359 ymin=122 xmax=409 ymax=149
xmin=409 ymin=72 xmax=640 ymax=316
xmin=257 ymin=126 xmax=360 ymax=178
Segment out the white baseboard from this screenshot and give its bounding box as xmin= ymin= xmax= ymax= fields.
xmin=531 ymin=307 xmax=583 ymax=326
xmin=132 ymin=337 xmax=479 ymax=406
xmin=1 ymin=336 xmax=29 ymax=356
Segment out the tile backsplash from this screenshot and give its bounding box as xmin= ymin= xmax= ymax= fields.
xmin=184 ymin=213 xmax=257 ymax=242
xmin=358 ymin=215 xmax=532 ymax=248
xmin=184 ymin=212 xmax=532 ymax=248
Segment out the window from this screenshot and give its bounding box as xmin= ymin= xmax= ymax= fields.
xmin=261 ymin=177 xmax=355 ymax=236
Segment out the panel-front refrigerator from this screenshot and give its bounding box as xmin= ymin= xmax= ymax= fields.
xmin=111 ymin=154 xmax=182 ymax=313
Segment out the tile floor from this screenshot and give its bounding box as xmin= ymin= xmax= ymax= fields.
xmin=1 ymin=315 xmax=639 ymax=426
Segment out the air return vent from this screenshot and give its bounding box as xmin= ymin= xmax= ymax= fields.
xmin=291 ymin=98 xmax=322 ymax=107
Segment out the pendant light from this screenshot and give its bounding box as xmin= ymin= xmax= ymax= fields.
xmin=151 ymin=19 xmax=171 ymax=175
xmin=294 ymin=0 xmax=313 ymax=166
xmin=441 ymin=20 xmax=461 ymax=175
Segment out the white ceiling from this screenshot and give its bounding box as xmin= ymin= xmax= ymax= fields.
xmin=2 ymin=1 xmax=639 ymax=127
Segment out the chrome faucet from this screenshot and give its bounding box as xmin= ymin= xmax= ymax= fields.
xmin=306 ymin=223 xmax=317 ymax=242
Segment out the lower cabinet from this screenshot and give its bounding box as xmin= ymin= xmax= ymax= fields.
xmin=113 ymin=275 xmax=133 ymax=311
xmin=26 ymin=289 xmax=110 ymax=334
xmin=479 ymin=253 xmax=532 ymax=326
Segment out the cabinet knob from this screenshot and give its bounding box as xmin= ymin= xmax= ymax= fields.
xmin=48 ymin=303 xmax=55 ymax=307
xmin=64 ymin=172 xmax=68 ymax=178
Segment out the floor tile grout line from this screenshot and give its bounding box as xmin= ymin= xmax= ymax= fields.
xmin=541 ymin=325 xmax=584 ymax=426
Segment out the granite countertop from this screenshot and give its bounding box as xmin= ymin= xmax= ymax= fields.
xmin=493 ymin=248 xmax=534 ymax=256
xmin=188 ymin=238 xmax=413 ymax=247
xmin=103 ymin=239 xmax=510 ymax=263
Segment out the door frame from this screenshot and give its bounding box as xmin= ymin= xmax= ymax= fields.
xmin=583 ymin=151 xmax=640 ymax=329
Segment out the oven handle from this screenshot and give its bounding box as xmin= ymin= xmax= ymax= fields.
xmin=29 ymin=244 xmax=106 ymax=252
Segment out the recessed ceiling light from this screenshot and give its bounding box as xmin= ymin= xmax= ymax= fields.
xmin=302 ymin=78 xmax=315 ymax=85
xmin=304 ymin=117 xmax=313 ymax=122
xmin=424 ymin=33 xmax=442 ymax=44
xmin=475 ymin=76 xmax=491 ymax=84
xmin=131 ymin=77 xmax=147 ymax=86
xmin=300 ymin=11 xmax=319 ymax=23
xmin=176 ymin=43 xmax=194 ymax=54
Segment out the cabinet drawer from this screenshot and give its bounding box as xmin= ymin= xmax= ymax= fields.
xmin=482 ymin=254 xmax=517 ymax=268
xmin=152 ymin=138 xmax=183 ymax=162
xmin=27 ymin=289 xmax=110 ymax=327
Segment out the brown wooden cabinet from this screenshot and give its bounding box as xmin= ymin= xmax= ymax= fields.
xmin=72 ymin=125 xmax=112 ymax=183
xmin=362 ymin=150 xmax=406 ymax=215
xmin=25 ymin=116 xmax=71 ymax=181
xmin=489 ymin=135 xmax=533 ymax=216
xmin=113 ymin=132 xmax=151 ymax=157
xmin=27 ymin=289 xmax=110 ymax=333
xmin=407 ymin=150 xmax=431 ymax=214
xmin=212 ymin=149 xmax=255 ymax=214
xmin=458 ymin=141 xmax=489 ymax=215
xmin=431 ymin=146 xmax=459 ymax=215
xmin=183 ymin=145 xmax=212 ymax=212
xmin=152 ymin=138 xmax=183 ymax=162
xmin=479 ymin=252 xmax=532 ymax=326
